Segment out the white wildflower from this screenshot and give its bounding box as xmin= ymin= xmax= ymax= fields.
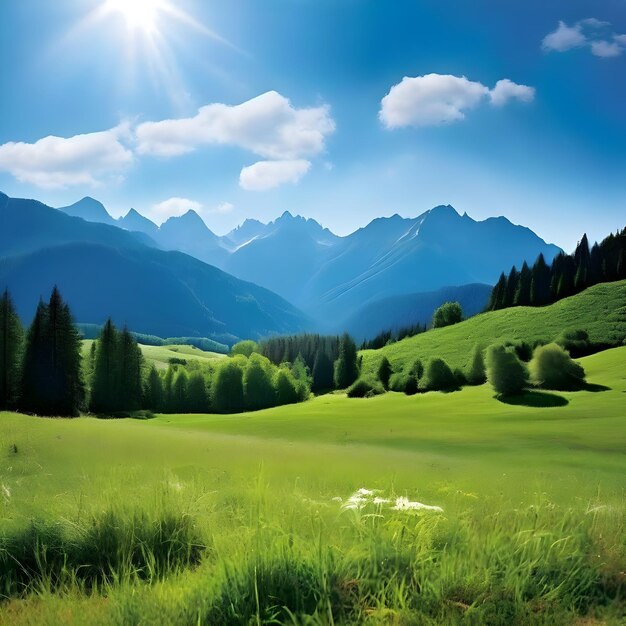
xmin=392 ymin=496 xmax=443 ymax=512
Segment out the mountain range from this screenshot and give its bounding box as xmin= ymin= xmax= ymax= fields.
xmin=0 ymin=191 xmax=561 ymax=342
xmin=0 ymin=193 xmax=308 ymax=342
xmin=58 ymin=196 xmax=561 ymax=325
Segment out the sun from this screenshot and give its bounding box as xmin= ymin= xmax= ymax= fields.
xmin=103 ymin=0 xmax=164 ymax=32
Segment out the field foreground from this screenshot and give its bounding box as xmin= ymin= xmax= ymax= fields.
xmin=1 ymin=348 xmax=625 ymax=624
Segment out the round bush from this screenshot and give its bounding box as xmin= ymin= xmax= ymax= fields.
xmin=347 ymin=378 xmax=385 ymax=398
xmin=419 ymin=358 xmax=458 ymax=392
xmin=529 ymin=343 xmax=586 ymax=390
xmin=485 ymin=344 xmax=528 ymax=396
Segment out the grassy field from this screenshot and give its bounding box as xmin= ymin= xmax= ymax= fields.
xmin=81 ymin=340 xmax=226 ymax=370
xmin=361 ymin=280 xmax=626 ymax=376
xmin=0 ymin=346 xmax=624 ymax=624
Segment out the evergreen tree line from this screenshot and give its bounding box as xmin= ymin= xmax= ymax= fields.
xmin=258 ymin=334 xmax=342 ymax=392
xmin=0 ymin=288 xmax=84 ymax=416
xmin=142 ymin=353 xmax=312 ymax=414
xmin=360 ymin=322 xmax=427 ymax=351
xmin=488 ymin=228 xmax=626 ymax=311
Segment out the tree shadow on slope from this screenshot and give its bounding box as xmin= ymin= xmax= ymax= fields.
xmin=496 ymin=391 xmax=569 ymax=408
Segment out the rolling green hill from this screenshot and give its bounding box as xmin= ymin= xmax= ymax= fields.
xmin=82 ymin=340 xmax=226 ymax=370
xmin=361 ymin=279 xmax=626 ymax=376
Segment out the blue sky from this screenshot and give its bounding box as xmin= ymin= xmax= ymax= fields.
xmin=0 ymin=0 xmax=624 ymax=250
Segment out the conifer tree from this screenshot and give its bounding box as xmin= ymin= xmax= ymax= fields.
xmin=20 ymin=300 xmax=50 ymax=415
xmin=573 ymin=234 xmax=590 ymax=291
xmin=530 ymin=254 xmax=551 ymax=305
xmin=144 ymin=365 xmax=164 ymax=412
xmin=514 ymin=262 xmax=532 ymax=306
xmin=311 ymin=350 xmax=334 ymax=392
xmin=504 ymin=267 xmax=519 ymax=307
xmin=465 ymin=344 xmax=486 ymax=385
xmin=118 ymin=327 xmax=143 ymax=411
xmin=333 ymin=334 xmax=359 ymax=389
xmin=162 ymin=365 xmax=175 ymax=413
xmin=172 ymin=369 xmax=189 ymax=412
xmin=90 ymin=319 xmax=120 ymax=414
xmin=0 ymin=290 xmax=23 ymax=409
xmin=488 ymin=273 xmax=507 ymax=311
xmin=20 ymin=289 xmax=83 ymax=416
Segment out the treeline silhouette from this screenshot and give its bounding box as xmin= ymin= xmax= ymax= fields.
xmin=0 ymin=288 xmax=327 ymax=417
xmin=488 ymin=228 xmax=626 ymax=311
xmin=1 ymin=287 xmax=84 ymax=416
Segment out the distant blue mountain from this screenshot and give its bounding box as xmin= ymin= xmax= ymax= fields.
xmin=53 ymin=193 xmax=562 ymax=328
xmin=0 ymin=192 xmax=310 ymax=342
xmin=338 ymin=283 xmax=493 ymax=341
xmin=57 ymin=196 xmax=118 ymax=226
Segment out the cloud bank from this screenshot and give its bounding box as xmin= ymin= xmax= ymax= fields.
xmin=0 ymin=125 xmax=133 ymax=188
xmin=379 ymin=74 xmax=535 ymax=128
xmin=239 ymin=159 xmax=311 ymax=191
xmin=542 ymin=19 xmax=626 ymax=58
xmin=0 ymin=92 xmax=334 ymax=191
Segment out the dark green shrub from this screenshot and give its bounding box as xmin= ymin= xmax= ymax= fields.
xmin=419 ymin=358 xmax=458 ymax=392
xmin=243 ymin=354 xmax=276 ymax=410
xmin=230 ymin=340 xmax=259 ymax=358
xmin=377 ymin=357 xmax=392 ymax=389
xmin=212 ymin=361 xmax=245 ymax=413
xmin=274 ymin=369 xmax=300 ymax=406
xmin=347 ymin=378 xmax=385 ymax=398
xmin=465 ymin=344 xmax=486 ymax=385
xmin=409 ymin=358 xmax=424 ymax=379
xmin=485 ymin=344 xmax=529 ymax=396
xmin=432 ymin=302 xmax=463 ymax=329
xmin=529 ymin=343 xmax=586 ymax=390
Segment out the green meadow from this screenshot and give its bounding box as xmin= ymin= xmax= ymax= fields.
xmin=82 ymin=340 xmax=226 ymax=370
xmin=1 ymin=346 xmax=625 ymax=624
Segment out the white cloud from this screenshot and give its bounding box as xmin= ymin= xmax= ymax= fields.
xmin=239 ymin=159 xmax=311 ymax=191
xmin=212 ymin=201 xmax=234 ymax=214
xmin=0 ymin=125 xmax=132 ymax=189
xmin=542 ymin=19 xmax=625 ymax=58
xmin=489 ymin=79 xmax=536 ymax=106
xmin=542 ymin=21 xmax=586 ymax=52
xmin=591 ymin=40 xmax=623 ymax=58
xmin=135 ymin=91 xmax=335 ymax=159
xmin=379 ymin=74 xmax=534 ymax=129
xmin=151 ymin=197 xmax=202 ymax=219
xmin=380 ymin=74 xmax=488 ymax=128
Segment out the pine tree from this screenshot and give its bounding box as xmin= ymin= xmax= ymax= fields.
xmin=118 ymin=327 xmax=143 ymax=411
xmin=172 ymin=369 xmax=189 ymax=412
xmin=333 ymin=334 xmax=359 ymax=389
xmin=530 ymin=254 xmax=551 ymax=306
xmin=465 ymin=344 xmax=486 ymax=385
xmin=0 ymin=290 xmax=23 ymax=409
xmin=90 ymin=319 xmax=120 ymax=414
xmin=162 ymin=366 xmax=175 ymax=413
xmin=488 ymin=273 xmax=507 ymax=311
xmin=20 ymin=288 xmax=83 ymax=416
xmin=573 ymin=234 xmax=590 ymax=291
xmin=514 ymin=262 xmax=532 ymax=306
xmin=144 ymin=365 xmax=164 ymax=412
xmin=311 ymin=350 xmax=334 ymax=392
xmin=20 ymin=300 xmax=50 ymax=415
xmin=556 ymin=256 xmax=576 ymax=300
xmin=504 ymin=267 xmax=519 ymax=307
